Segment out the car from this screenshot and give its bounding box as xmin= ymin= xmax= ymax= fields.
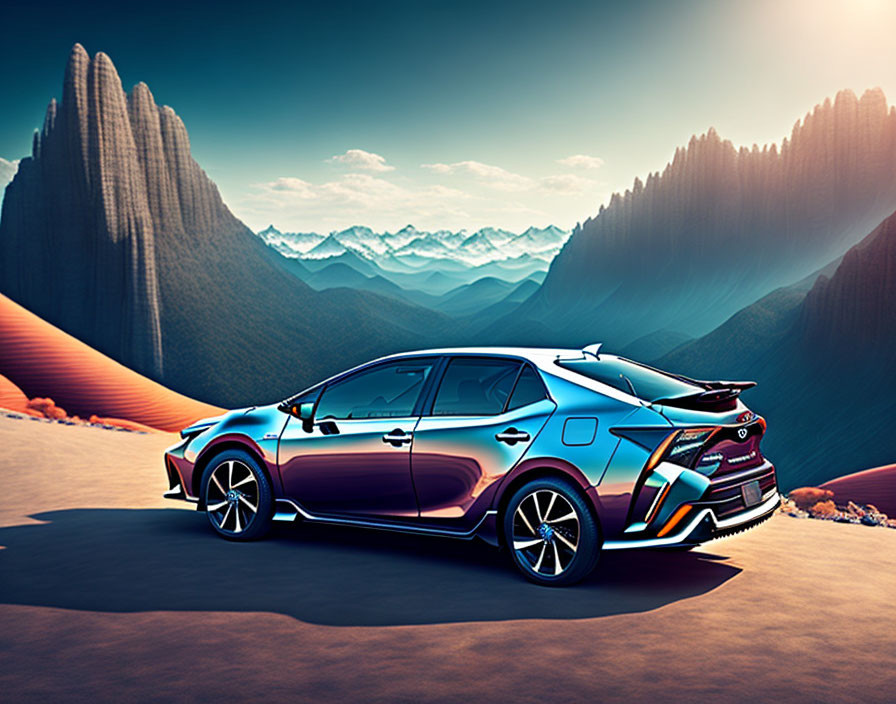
xmin=163 ymin=345 xmax=780 ymax=586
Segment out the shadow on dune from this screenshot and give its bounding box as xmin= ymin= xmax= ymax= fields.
xmin=0 ymin=508 xmax=741 ymax=626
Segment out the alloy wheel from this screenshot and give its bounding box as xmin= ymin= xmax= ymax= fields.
xmin=511 ymin=489 xmax=580 ymax=577
xmin=205 ymin=460 xmax=260 ymax=535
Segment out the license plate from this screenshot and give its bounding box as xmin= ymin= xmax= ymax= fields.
xmin=741 ymin=480 xmax=762 ymax=507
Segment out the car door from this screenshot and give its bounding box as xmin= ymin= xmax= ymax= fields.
xmin=410 ymin=357 xmax=556 ymax=528
xmin=278 ymin=357 xmax=437 ymax=518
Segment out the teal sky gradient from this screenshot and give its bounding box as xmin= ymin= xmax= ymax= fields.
xmin=2 ymin=0 xmax=895 ymax=232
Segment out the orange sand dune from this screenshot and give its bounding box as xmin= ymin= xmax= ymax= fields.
xmin=0 ymin=374 xmax=31 ymax=414
xmin=821 ymin=465 xmax=896 ymax=517
xmin=0 ymin=294 xmax=224 ymax=432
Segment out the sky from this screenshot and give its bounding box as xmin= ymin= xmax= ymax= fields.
xmin=2 ymin=0 xmax=896 ymax=234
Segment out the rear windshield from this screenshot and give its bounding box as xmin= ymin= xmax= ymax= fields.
xmin=555 ymin=356 xmax=701 ymax=402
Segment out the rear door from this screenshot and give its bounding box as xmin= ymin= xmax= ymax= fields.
xmin=410 ymin=357 xmax=556 ymax=528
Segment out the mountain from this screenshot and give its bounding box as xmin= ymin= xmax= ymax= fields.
xmin=304 ymin=234 xmax=347 ymax=259
xmin=0 ymin=44 xmax=455 ymax=407
xmin=434 ymin=276 xmax=517 ymax=316
xmin=256 ymin=225 xmax=324 ymax=255
xmin=254 ymin=223 xmax=572 ymax=289
xmin=660 ymin=207 xmax=896 ymax=488
xmin=498 ymin=89 xmax=896 ymax=352
xmin=393 ymin=234 xmax=457 ymax=259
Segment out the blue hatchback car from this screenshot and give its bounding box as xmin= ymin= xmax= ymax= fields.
xmin=164 ymin=345 xmax=780 ymax=586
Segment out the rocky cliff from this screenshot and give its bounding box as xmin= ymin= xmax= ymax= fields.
xmin=1 ymin=45 xmax=164 ymax=377
xmin=0 ymin=45 xmax=453 ymax=406
xmin=503 ymin=89 xmax=896 ymax=351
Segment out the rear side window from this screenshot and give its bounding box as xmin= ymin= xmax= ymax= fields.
xmin=507 ymin=365 xmax=548 ymax=410
xmin=555 ymin=356 xmax=700 ymax=402
xmin=432 ymin=357 xmax=521 ymax=416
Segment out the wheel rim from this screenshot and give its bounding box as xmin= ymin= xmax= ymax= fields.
xmin=205 ymin=460 xmax=259 ymax=534
xmin=512 ymin=489 xmax=580 ymax=577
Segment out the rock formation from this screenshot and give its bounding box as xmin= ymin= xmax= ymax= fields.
xmin=1 ymin=45 xmax=163 ymax=377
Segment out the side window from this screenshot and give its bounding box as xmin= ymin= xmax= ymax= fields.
xmin=432 ymin=357 xmax=521 ymax=416
xmin=290 ymin=387 xmax=322 ymax=405
xmin=507 ymin=365 xmax=549 ymax=411
xmin=316 ymin=359 xmax=434 ymax=420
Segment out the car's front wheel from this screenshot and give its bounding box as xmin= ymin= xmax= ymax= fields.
xmin=504 ymin=477 xmax=601 ymax=586
xmin=200 ymin=449 xmax=273 ymax=541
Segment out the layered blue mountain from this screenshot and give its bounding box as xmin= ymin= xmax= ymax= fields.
xmin=496 ymin=89 xmax=896 ymax=352
xmin=0 ymin=45 xmax=452 ymax=407
xmin=661 ymin=207 xmax=896 ymax=488
xmin=257 ymin=223 xmax=562 ymax=316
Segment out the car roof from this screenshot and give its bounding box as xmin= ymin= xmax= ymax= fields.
xmin=379 ymin=346 xmax=582 ymax=362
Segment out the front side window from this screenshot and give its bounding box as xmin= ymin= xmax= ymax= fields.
xmin=432 ymin=357 xmax=521 ymax=416
xmin=316 ymin=359 xmax=435 ymax=419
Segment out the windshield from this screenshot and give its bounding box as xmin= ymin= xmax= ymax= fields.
xmin=555 ymin=356 xmax=701 ymax=402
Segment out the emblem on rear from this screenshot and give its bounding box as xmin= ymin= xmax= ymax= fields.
xmin=737 ymin=427 xmax=748 ymax=440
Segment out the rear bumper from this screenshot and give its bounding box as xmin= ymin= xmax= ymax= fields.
xmin=603 ymin=491 xmax=780 ymax=550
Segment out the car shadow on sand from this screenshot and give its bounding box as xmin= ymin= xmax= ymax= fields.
xmin=0 ymin=508 xmax=741 ymax=626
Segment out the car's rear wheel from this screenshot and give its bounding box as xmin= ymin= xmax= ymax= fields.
xmin=201 ymin=450 xmax=273 ymax=541
xmin=503 ymin=477 xmax=600 ymax=586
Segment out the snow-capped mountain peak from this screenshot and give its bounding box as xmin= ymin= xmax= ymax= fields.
xmin=255 ymin=223 xmax=570 ymax=268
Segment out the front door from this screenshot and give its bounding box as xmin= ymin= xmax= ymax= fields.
xmin=278 ymin=357 xmax=437 ymax=518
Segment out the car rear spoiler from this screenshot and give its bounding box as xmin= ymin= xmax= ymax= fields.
xmin=653 ymin=379 xmax=757 ymax=411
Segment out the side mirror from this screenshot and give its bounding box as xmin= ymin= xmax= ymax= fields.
xmin=296 ymin=402 xmax=315 ymax=433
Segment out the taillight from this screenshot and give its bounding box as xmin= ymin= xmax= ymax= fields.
xmin=643 ymin=431 xmax=680 ymax=472
xmin=664 ymin=427 xmax=719 ymax=468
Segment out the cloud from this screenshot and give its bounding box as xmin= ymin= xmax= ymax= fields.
xmin=233 ymin=156 xmax=604 ymax=233
xmin=421 ymin=160 xmax=533 ymax=191
xmin=539 ymin=174 xmax=597 ymax=194
xmin=266 ymin=177 xmax=316 ymax=197
xmin=242 ymin=173 xmax=476 ymax=231
xmin=0 ymin=158 xmax=20 ymax=206
xmin=327 ymin=149 xmax=394 ymax=172
xmin=557 ymin=154 xmax=604 ymax=170
xmin=0 ymin=157 xmax=20 ymax=185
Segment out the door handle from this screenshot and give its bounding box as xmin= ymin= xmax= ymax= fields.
xmin=382 ymin=429 xmax=413 ymax=446
xmin=495 ymin=428 xmax=530 ymax=445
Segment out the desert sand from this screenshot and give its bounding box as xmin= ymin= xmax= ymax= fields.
xmin=821 ymin=465 xmax=896 ymax=517
xmin=1 ymin=415 xmax=894 ymax=703
xmin=0 ymin=293 xmax=223 ymax=431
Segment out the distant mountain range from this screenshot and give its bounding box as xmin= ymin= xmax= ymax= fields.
xmin=256 ymin=224 xmax=568 ymax=297
xmin=661 ymin=206 xmax=896 ymax=488
xmin=494 ymin=89 xmax=896 ymax=354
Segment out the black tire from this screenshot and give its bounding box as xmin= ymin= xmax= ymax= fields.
xmin=503 ymin=476 xmax=601 ymax=586
xmin=200 ymin=449 xmax=274 ymax=541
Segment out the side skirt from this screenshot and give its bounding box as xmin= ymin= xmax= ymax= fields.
xmin=273 ymin=498 xmax=497 ymax=540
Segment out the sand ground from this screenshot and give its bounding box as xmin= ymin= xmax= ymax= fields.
xmin=1 ymin=416 xmax=894 ymax=703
